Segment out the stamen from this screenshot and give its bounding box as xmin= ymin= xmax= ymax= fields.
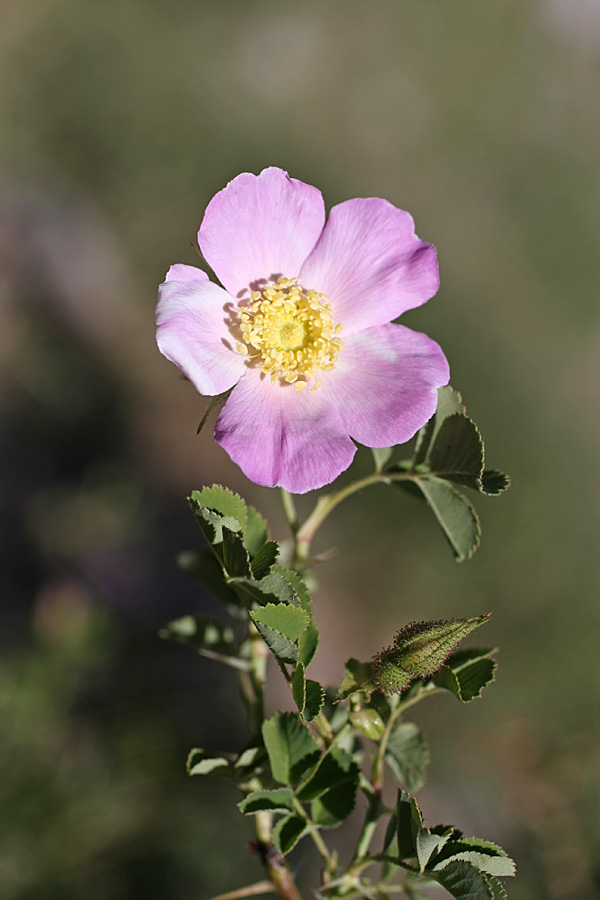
xmin=236 ymin=277 xmax=343 ymax=389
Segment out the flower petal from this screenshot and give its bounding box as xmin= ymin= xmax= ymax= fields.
xmin=319 ymin=324 xmax=450 ymax=447
xmin=199 ymin=167 xmax=325 ymax=298
xmin=214 ymin=372 xmax=356 ymax=493
xmin=156 ymin=264 xmax=246 ymax=395
xmin=299 ymin=198 xmax=439 ymax=335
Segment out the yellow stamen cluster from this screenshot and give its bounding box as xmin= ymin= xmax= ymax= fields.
xmin=236 ymin=277 xmax=343 ymax=391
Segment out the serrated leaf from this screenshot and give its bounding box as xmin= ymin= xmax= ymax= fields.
xmin=188 ymin=505 xmax=243 ymax=558
xmin=238 ymin=789 xmax=295 ymax=815
xmin=250 ymin=541 xmax=279 ymax=579
xmin=298 ymin=620 xmax=319 ymax=669
xmin=433 ymin=860 xmax=494 ymax=900
xmin=232 ymin=571 xmax=300 ymax=607
xmin=222 ymin=527 xmax=252 ymax=577
xmin=311 ymin=779 xmax=357 ymax=828
xmin=244 ymin=504 xmax=269 ymax=556
xmin=272 ymin=814 xmax=311 ymax=855
xmin=484 ymin=876 xmax=507 ymax=900
xmin=186 ymin=748 xmax=231 ymax=777
xmin=251 ymin=604 xmax=308 ymax=643
xmin=432 ymin=837 xmax=515 ymax=878
xmin=435 ymin=852 xmax=515 ymax=878
xmin=393 ymin=616 xmax=490 ymax=678
xmin=252 ymin=621 xmax=299 ymax=664
xmin=481 ymin=470 xmax=511 ymax=495
xmin=159 ymin=615 xmax=235 ymax=655
xmin=304 ymin=680 xmax=325 ymax=722
xmin=372 ymin=447 xmax=394 ymax=471
xmin=416 ymin=828 xmax=451 ymax=872
xmin=433 ymin=649 xmax=497 ymax=702
xmin=371 ymin=648 xmax=414 ymax=695
xmin=350 ymin=708 xmax=386 ymax=740
xmin=385 ymin=722 xmax=430 ymax=792
xmin=397 ymin=790 xmax=423 ymax=859
xmin=413 ymin=386 xmax=466 ymax=467
xmin=407 ymin=477 xmax=481 ymax=561
xmin=429 ymin=414 xmax=484 ymax=490
xmin=297 ymin=747 xmax=359 ymax=802
xmin=191 ymin=486 xmax=247 ymax=530
xmin=262 ymin=712 xmax=320 ymax=786
xmin=271 ymin=566 xmax=312 ymax=608
xmin=292 ymin=662 xmax=306 ymax=713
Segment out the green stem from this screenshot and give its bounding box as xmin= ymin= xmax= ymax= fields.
xmin=295 ymin=472 xmax=412 ymax=562
xmin=279 ymin=488 xmax=300 ymax=537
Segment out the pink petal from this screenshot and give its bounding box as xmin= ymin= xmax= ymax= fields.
xmin=156 ymin=264 xmax=246 ymax=396
xmin=198 ymin=167 xmax=325 ymax=298
xmin=214 ymin=372 xmax=356 ymax=494
xmin=299 ymin=198 xmax=439 ymax=335
xmin=319 ymin=324 xmax=450 ymax=447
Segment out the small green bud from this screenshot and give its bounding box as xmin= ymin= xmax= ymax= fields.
xmin=371 ymin=614 xmax=491 ymax=696
xmin=349 ymin=708 xmax=386 ymax=740
xmin=371 ymin=647 xmax=414 ymax=695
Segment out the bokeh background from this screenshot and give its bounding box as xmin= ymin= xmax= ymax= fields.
xmin=1 ymin=0 xmax=600 ymax=897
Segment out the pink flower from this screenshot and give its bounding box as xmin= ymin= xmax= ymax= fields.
xmin=156 ymin=167 xmax=449 ymax=494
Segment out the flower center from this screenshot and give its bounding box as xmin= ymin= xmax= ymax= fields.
xmin=236 ymin=277 xmax=344 ymax=391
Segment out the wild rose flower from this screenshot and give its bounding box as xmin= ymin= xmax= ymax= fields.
xmin=156 ymin=167 xmax=449 ymax=494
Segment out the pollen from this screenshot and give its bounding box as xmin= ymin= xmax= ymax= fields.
xmin=238 ymin=277 xmax=343 ymax=390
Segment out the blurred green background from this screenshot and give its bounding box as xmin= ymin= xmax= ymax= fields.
xmin=1 ymin=0 xmax=599 ymax=897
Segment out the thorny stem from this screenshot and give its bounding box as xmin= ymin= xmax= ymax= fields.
xmin=352 ymin=686 xmax=436 ymax=864
xmin=244 ymin=623 xmax=304 ymax=900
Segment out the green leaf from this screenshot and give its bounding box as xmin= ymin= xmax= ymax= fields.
xmin=188 ymin=506 xmax=243 ymax=560
xmin=485 ymin=876 xmax=507 ymax=900
xmin=222 ymin=527 xmax=252 ymax=577
xmin=292 ymin=661 xmax=306 ymax=714
xmin=350 ymin=708 xmax=386 ymax=740
xmin=372 ymin=447 xmax=393 ymax=471
xmin=304 ymin=680 xmax=325 ymax=722
xmin=250 ymin=541 xmax=279 ymax=579
xmin=251 ymin=604 xmax=308 ymax=643
xmin=393 ymin=616 xmax=490 ymax=678
xmin=272 ymin=566 xmax=312 ymax=609
xmin=159 ymin=615 xmax=235 ymax=655
xmin=432 ymin=838 xmax=515 ymax=878
xmin=413 ymin=385 xmax=466 ymax=467
xmin=481 ymin=470 xmax=511 ymax=496
xmin=297 ymin=747 xmax=359 ymax=802
xmin=252 ymin=622 xmax=299 ymax=665
xmin=232 ymin=571 xmax=299 ymax=607
xmin=298 ymin=620 xmax=319 ymax=669
xmin=433 ymin=648 xmax=497 ymax=702
xmin=191 ymin=486 xmax=248 ymax=531
xmin=244 ymin=504 xmax=269 ymax=556
xmin=186 ymin=748 xmax=232 ymax=777
xmin=416 ymin=828 xmax=452 ymax=872
xmin=261 ymin=712 xmax=320 ymax=786
xmin=311 ymin=780 xmax=357 ymax=828
xmin=429 ymin=414 xmax=484 ymax=491
xmin=238 ymin=789 xmax=295 ymax=815
xmin=337 ymin=658 xmax=376 ymax=701
xmin=397 ymin=789 xmax=422 ymax=859
xmin=385 ymin=722 xmax=430 ymax=792
xmin=272 ymin=815 xmax=311 ymax=855
xmin=406 ymin=477 xmax=481 ymax=561
xmin=433 ymin=860 xmax=494 ymax=900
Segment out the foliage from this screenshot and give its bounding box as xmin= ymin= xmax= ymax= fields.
xmin=162 ymin=399 xmax=512 ymax=900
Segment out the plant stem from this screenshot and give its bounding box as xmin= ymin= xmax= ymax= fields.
xmin=280 ymin=488 xmax=300 ymax=536
xmin=243 ymin=624 xmax=304 ymax=900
